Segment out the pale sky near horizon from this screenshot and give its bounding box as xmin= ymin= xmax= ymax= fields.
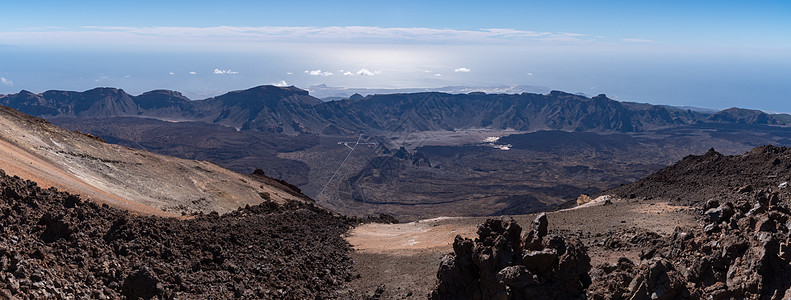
xmin=0 ymin=1 xmax=789 ymax=112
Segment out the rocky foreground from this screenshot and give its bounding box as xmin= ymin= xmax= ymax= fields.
xmin=427 ymin=192 xmax=791 ymax=299
xmin=588 ymin=146 xmax=791 ymax=299
xmin=0 ymin=169 xmax=357 ymax=299
xmin=588 ymin=189 xmax=791 ymax=299
xmin=427 ymin=146 xmax=791 ymax=299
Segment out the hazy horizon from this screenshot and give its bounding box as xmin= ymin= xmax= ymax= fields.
xmin=1 ymin=1 xmax=789 ymax=112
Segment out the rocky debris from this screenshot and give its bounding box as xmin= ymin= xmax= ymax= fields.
xmin=429 ymin=214 xmax=591 ymax=299
xmin=587 ymin=257 xmax=636 ymax=299
xmin=250 ymin=168 xmax=308 ymax=199
xmin=0 ymin=168 xmax=360 ymax=299
xmin=366 ymin=213 xmax=400 ymax=224
xmin=607 ymin=146 xmax=791 ymax=207
xmin=586 ymin=145 xmax=791 ymax=299
xmin=625 ymin=258 xmax=686 ymax=300
xmin=589 ymin=189 xmax=791 ymax=299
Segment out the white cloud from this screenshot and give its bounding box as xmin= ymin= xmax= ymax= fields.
xmin=213 ymin=69 xmax=239 ymax=75
xmin=0 ymin=77 xmax=13 ymax=86
xmin=189 ymin=71 xmax=197 ymax=75
xmin=304 ymin=70 xmax=333 ymax=76
xmin=343 ymin=71 xmax=354 ymax=76
xmin=0 ymin=26 xmax=595 ymax=48
xmin=94 ymin=75 xmax=110 ymax=83
xmin=272 ymin=80 xmax=289 ymax=87
xmin=528 ymin=72 xmax=533 ymax=76
xmin=454 ymin=67 xmax=471 ymax=73
xmin=356 ymin=69 xmax=381 ymax=76
xmin=434 ymin=73 xmax=442 ymax=77
xmin=169 ymin=72 xmax=175 ymax=75
xmin=286 ymin=72 xmax=293 ymax=75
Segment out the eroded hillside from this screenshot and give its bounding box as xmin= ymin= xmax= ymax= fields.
xmin=0 ymin=105 xmax=308 ymax=216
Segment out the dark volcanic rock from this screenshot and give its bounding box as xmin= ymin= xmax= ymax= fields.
xmin=607 ymin=146 xmax=791 ymax=207
xmin=590 ymin=198 xmax=791 ymax=299
xmin=122 ymin=266 xmax=160 ymax=300
xmin=590 ymin=146 xmax=791 ymax=299
xmin=429 ymin=216 xmax=591 ymax=300
xmin=0 ymin=168 xmax=359 ymax=299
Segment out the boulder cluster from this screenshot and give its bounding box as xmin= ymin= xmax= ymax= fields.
xmin=589 ymin=189 xmax=791 ymax=299
xmin=429 ymin=213 xmax=591 ymax=299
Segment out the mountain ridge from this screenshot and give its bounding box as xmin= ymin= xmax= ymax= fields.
xmin=3 ymin=85 xmax=789 ymax=135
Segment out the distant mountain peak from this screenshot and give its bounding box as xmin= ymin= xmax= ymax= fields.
xmin=548 ymin=90 xmax=577 ymax=97
xmin=239 ymin=85 xmax=309 ymax=96
xmin=141 ymin=89 xmax=188 ymax=97
xmin=349 ymin=93 xmax=364 ymax=100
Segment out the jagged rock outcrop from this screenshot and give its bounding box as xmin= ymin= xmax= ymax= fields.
xmin=589 ymin=189 xmax=791 ymax=299
xmin=429 ymin=214 xmax=591 ymax=299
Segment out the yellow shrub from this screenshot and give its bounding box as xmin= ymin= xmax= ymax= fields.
xmin=576 ymin=194 xmax=592 ymax=206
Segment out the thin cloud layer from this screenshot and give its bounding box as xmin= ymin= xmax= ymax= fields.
xmin=622 ymin=38 xmax=655 ymax=43
xmin=454 ymin=67 xmax=471 ymax=73
xmin=0 ymin=77 xmax=13 ymax=86
xmin=0 ymin=26 xmax=595 ymax=47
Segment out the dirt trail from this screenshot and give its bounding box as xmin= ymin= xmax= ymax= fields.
xmin=346 ymin=197 xmax=697 ymax=299
xmin=346 ymin=217 xmax=468 ymax=253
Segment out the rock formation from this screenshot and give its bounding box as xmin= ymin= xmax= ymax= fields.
xmin=589 ymin=191 xmax=791 ymax=299
xmin=430 ymin=214 xmax=591 ymax=299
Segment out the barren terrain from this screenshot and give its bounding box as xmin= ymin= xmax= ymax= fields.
xmin=0 ymin=106 xmax=307 ymax=217
xmin=345 ymin=197 xmax=697 ymax=298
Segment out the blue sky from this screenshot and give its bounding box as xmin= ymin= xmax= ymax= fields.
xmin=1 ymin=1 xmax=790 ymax=111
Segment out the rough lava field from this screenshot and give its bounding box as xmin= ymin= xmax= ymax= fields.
xmin=0 ymin=168 xmax=358 ymax=299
